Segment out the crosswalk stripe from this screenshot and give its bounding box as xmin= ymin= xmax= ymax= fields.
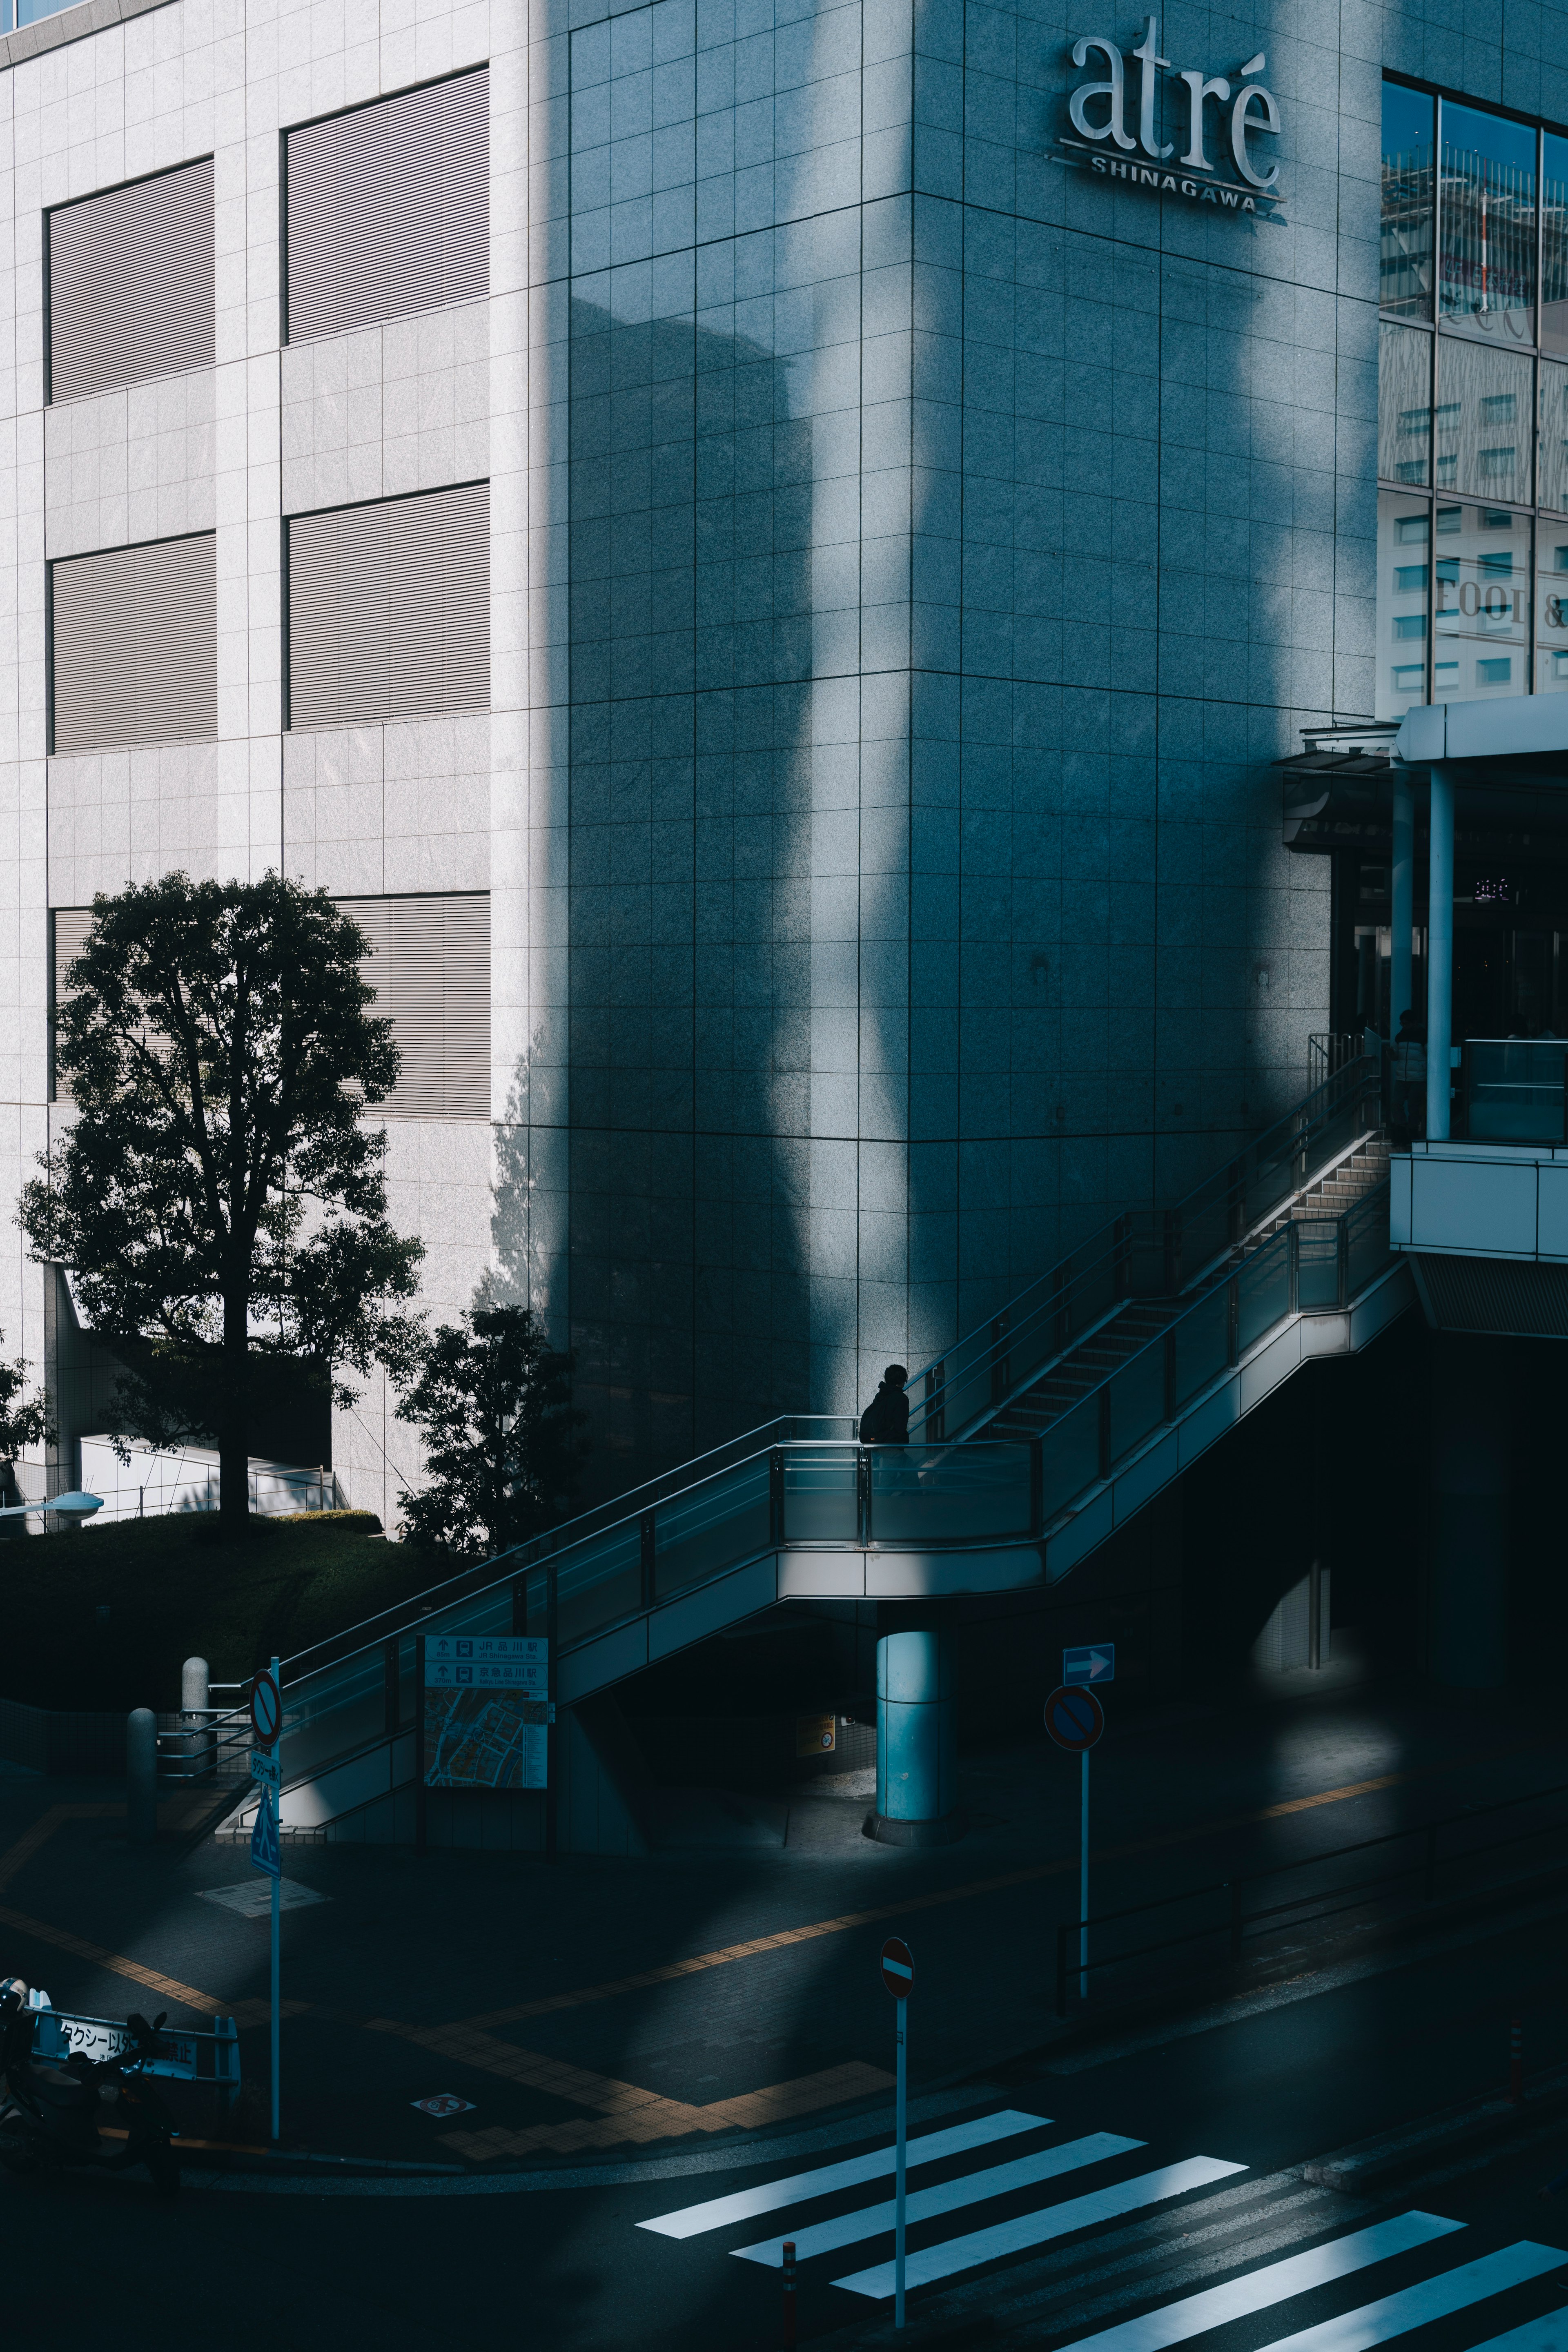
xmin=1247 ymin=2243 xmax=1568 ymax=2352
xmin=732 ymin=2130 xmax=1144 ymax=2268
xmin=1469 ymin=2310 xmax=1568 ymax=2352
xmin=1047 ymin=2211 xmax=1466 ymax=2352
xmin=831 ymin=2154 xmax=1247 ymax=2300
xmin=636 ymin=2109 xmax=1050 ymax=2240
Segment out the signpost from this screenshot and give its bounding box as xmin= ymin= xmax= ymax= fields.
xmin=417 ymin=1635 xmax=551 ymax=1855
xmin=880 ymin=1936 xmax=914 ymax=2328
xmin=1062 ymin=1642 xmax=1114 ymax=1685
xmin=1044 ymin=1683 xmax=1105 ymax=2002
xmin=248 ymin=1656 xmax=283 ymax=2141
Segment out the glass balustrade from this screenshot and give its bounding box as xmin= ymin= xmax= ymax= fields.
xmin=870 ymin=1444 xmax=1033 ymax=1543
xmin=783 ymin=1448 xmax=859 ymax=1542
xmin=655 ymin=1457 xmax=771 ymax=1597
xmin=1463 ymin=1039 xmax=1568 ymax=1140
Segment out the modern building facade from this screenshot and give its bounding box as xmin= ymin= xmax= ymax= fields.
xmin=0 ymin=0 xmax=1562 ymax=1584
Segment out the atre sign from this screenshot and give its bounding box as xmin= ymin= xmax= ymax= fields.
xmin=1055 ymin=15 xmax=1284 ymax=219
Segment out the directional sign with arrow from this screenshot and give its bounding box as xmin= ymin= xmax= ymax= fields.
xmin=1063 ymin=1643 xmax=1114 ymax=1685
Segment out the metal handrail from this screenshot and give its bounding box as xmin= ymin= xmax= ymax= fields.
xmin=270 ymin=1414 xmax=857 ymax=1686
xmin=904 ymin=1056 xmax=1380 ymax=1441
xmin=1054 ymin=1774 xmax=1568 ymax=2017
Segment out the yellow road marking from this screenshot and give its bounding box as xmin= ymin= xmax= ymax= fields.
xmin=459 ymin=1750 xmax=1538 ymax=2031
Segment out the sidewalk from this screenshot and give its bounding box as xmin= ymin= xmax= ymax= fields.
xmin=1 ymin=1669 xmax=1563 ymax=2170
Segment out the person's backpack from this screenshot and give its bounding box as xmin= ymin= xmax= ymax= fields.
xmin=859 ymin=1390 xmax=889 ymax=1445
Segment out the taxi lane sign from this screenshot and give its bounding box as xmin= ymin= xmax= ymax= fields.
xmin=1043 ymin=1684 xmax=1104 ymax=1752
xmin=880 ymin=1936 xmax=914 ymax=1999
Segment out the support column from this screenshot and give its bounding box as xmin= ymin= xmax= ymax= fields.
xmin=873 ymin=1627 xmax=960 ymax=1847
xmin=1426 ymin=762 xmax=1454 ymax=1139
xmin=1430 ymin=1337 xmax=1510 ymax=1688
xmin=1391 ymin=764 xmax=1413 ymax=1038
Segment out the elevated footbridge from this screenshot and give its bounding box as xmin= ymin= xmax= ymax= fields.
xmin=238 ymin=1057 xmax=1411 ymax=1851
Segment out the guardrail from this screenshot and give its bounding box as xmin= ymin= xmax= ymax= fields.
xmin=1054 ymin=1774 xmax=1568 ymax=2018
xmin=905 ymin=1055 xmax=1381 ymax=1443
xmin=155 ymin=1706 xmax=252 ymax=1787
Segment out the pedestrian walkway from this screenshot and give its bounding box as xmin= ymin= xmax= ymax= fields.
xmin=630 ymin=2102 xmax=1568 ymax=2343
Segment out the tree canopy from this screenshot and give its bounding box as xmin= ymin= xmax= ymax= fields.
xmin=0 ymin=1332 xmax=51 ymax=1467
xmin=19 ymin=873 xmax=424 ymax=1532
xmin=395 ymin=1302 xmax=582 ymax=1560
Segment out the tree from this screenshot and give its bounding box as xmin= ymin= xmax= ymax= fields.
xmin=0 ymin=1332 xmax=52 ymax=1469
xmin=19 ymin=873 xmax=424 ymax=1535
xmin=395 ymin=1303 xmax=582 ymax=1560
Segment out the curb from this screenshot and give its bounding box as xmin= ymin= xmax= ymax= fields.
xmin=1296 ymin=2060 xmax=1568 ymax=2193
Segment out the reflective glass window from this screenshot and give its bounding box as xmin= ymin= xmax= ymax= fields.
xmin=1432 ymin=337 xmax=1534 ymax=501
xmin=1540 ymin=359 xmax=1568 ymax=512
xmin=1382 ymin=82 xmax=1435 ymax=318
xmin=1439 ymin=100 xmax=1537 ymax=342
xmin=1543 ymin=133 xmax=1568 ymax=355
xmin=1535 ymin=528 xmax=1568 ymax=690
xmin=1377 ymin=491 xmax=1432 ymax=718
xmin=1433 ymin=503 xmax=1531 ymax=698
xmin=1379 ymin=323 xmax=1431 ymax=483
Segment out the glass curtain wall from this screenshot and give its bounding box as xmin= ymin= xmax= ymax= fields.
xmin=1377 ymin=82 xmax=1568 ymax=715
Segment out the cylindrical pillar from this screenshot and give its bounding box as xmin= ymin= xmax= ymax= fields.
xmin=127 ymin=1708 xmax=158 ymax=1843
xmin=1391 ymin=764 xmax=1414 ymax=1041
xmin=873 ymin=1628 xmax=960 ymax=1847
xmin=1430 ymin=1337 xmax=1510 ymax=1688
xmin=181 ymin=1655 xmax=210 ymax=1781
xmin=1426 ymin=763 xmax=1454 ymax=1140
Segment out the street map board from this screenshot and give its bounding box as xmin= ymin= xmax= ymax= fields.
xmin=421 ymin=1636 xmax=550 ymax=1791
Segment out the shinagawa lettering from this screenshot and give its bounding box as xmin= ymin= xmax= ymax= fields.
xmin=1091 ymin=156 xmax=1256 ymax=209
xmin=1054 ymin=16 xmax=1284 ymax=218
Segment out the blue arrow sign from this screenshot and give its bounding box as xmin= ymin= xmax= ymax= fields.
xmin=1063 ymin=1643 xmax=1114 ymax=1684
xmin=249 ymin=1785 xmax=281 ymax=1881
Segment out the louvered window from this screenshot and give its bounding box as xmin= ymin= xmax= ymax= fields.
xmin=47 ymin=160 xmax=214 ymax=403
xmin=51 ymin=893 xmax=490 ymax=1117
xmin=341 ymin=894 xmax=490 ymax=1118
xmin=287 ymin=484 xmax=489 ymax=729
xmin=285 ymin=71 xmax=489 ymax=343
xmin=50 ymin=533 xmax=217 ymax=755
xmin=50 ymin=906 xmax=94 ymax=1101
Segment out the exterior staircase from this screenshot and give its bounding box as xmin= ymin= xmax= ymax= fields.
xmin=229 ymin=1055 xmax=1414 ymax=1852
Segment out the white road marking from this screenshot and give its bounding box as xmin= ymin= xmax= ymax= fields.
xmin=637 ymin=2109 xmax=1051 ymax=2240
xmin=1044 ymin=2212 xmax=1467 ymax=2352
xmin=1248 ymin=2243 xmax=1568 ymax=2352
xmin=732 ymin=2130 xmax=1142 ymax=2267
xmin=1468 ymin=2308 xmax=1568 ymax=2352
xmin=831 ymin=2154 xmax=1247 ymax=2299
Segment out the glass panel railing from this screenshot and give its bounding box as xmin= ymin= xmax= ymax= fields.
xmin=1106 ymin=1339 xmax=1165 ymax=1465
xmin=654 ymin=1457 xmax=771 ymax=1597
xmin=1346 ymin=1180 xmax=1392 ymax=1294
xmin=1464 ymin=1040 xmax=1567 ymax=1142
xmin=1294 ymin=1218 xmax=1342 ymax=1310
xmin=783 ymin=1448 xmax=858 ymax=1543
xmin=555 ymin=1521 xmax=644 ymax=1644
xmin=1040 ymin=1394 xmax=1100 ymax=1521
xmin=1237 ymin=1228 xmax=1291 ymax=1353
xmin=1170 ymin=1283 xmax=1230 ymax=1413
xmin=870 ymin=1444 xmax=1032 ymax=1543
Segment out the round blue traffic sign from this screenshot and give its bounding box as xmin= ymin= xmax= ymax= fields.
xmin=249 ymin=1670 xmax=281 ymax=1747
xmin=1043 ymin=1684 xmax=1103 ymax=1752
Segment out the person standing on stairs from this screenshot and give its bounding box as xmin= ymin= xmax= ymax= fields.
xmin=1390 ymin=1008 xmax=1425 ymax=1144
xmin=860 ymin=1365 xmax=910 ymax=1445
